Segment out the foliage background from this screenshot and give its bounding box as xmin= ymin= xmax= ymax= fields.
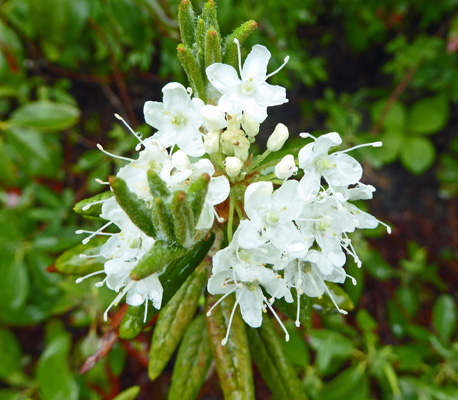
xmin=1 ymin=0 xmax=458 ymax=399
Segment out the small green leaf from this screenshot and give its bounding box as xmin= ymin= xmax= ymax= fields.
xmin=168 ymin=314 xmax=212 ymax=400
xmin=36 ymin=332 xmax=78 ymax=400
xmin=55 ymin=236 xmax=107 ymax=275
xmin=282 ymin=320 xmax=310 ymax=367
xmin=147 ymin=170 xmax=171 ymax=198
xmin=119 ymin=234 xmax=214 ymax=339
xmin=73 ymin=191 xmax=113 ymax=219
xmin=408 ymin=95 xmax=449 ymax=135
xmin=205 ymin=27 xmax=222 ymax=69
xmin=319 ymin=366 xmax=368 ymax=400
xmin=177 ymin=44 xmax=207 ymax=103
xmin=313 ymin=283 xmax=354 ymax=312
xmin=109 ymin=175 xmax=156 ymax=237
xmin=112 ymin=386 xmax=140 ymax=400
xmin=370 ymin=101 xmax=406 ymax=130
xmin=275 ymin=288 xmax=312 ymax=329
xmin=202 ymin=0 xmax=220 ymax=37
xmin=0 ymin=250 xmax=29 ymax=313
xmin=9 ymin=101 xmax=80 ymax=132
xmin=206 ymin=294 xmax=254 ymax=400
xmin=148 ymin=264 xmax=208 ymax=380
xmin=152 ymin=197 xmax=176 ymax=242
xmin=400 ymin=136 xmax=436 ymax=175
xmin=223 ymin=20 xmax=258 ymax=69
xmin=187 ymin=173 xmax=210 ymax=225
xmin=170 ymin=191 xmax=190 ymax=245
xmin=432 ymin=294 xmax=457 ymax=344
xmin=247 ymin=316 xmax=306 ymax=400
xmin=178 ymin=0 xmax=196 ymax=50
xmin=130 ymin=241 xmax=186 ymax=281
xmin=0 ymin=330 xmax=29 ymax=386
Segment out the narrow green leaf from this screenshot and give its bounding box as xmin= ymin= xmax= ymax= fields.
xmin=206 ymin=294 xmax=254 ymax=400
xmin=0 ymin=250 xmax=29 ymax=313
xmin=313 ymin=282 xmax=354 ymax=312
xmin=168 ymin=314 xmax=212 ymax=400
xmin=152 ymin=197 xmax=176 ymax=242
xmin=112 ymin=386 xmax=140 ymax=400
xmin=178 ymin=0 xmax=196 ymax=50
xmin=119 ymin=234 xmax=215 ymax=339
xmin=177 ymin=44 xmax=207 ymax=102
xmin=319 ymin=366 xmax=368 ymax=400
xmin=433 ymin=294 xmax=457 ymax=344
xmin=73 ymin=191 xmax=113 ymax=219
xmin=247 ymin=316 xmax=307 ymax=400
xmin=55 ymin=236 xmax=107 ymax=275
xmin=170 ymin=191 xmax=190 ymax=245
xmin=147 ymin=170 xmax=171 ymax=198
xmin=0 ymin=330 xmax=30 ymax=386
xmin=149 ymin=264 xmax=208 ymax=380
xmin=205 ymin=27 xmax=222 ymax=69
xmin=202 ymin=0 xmax=220 ymax=37
xmin=187 ymin=173 xmax=210 ymax=225
xmin=196 ymin=18 xmax=206 ymax=76
xmin=9 ymin=101 xmax=80 ymax=132
xmin=222 ymin=20 xmax=258 ymax=69
xmin=130 ymin=241 xmax=186 ymax=281
xmin=109 ymin=175 xmax=156 ymax=237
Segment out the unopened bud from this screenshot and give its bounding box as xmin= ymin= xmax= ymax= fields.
xmin=227 ymin=113 xmax=241 ymax=130
xmin=275 ymin=154 xmax=297 ymax=180
xmin=172 ymin=150 xmax=191 ymax=170
xmin=267 ymin=123 xmax=289 ymax=152
xmin=242 ymin=113 xmax=260 ymax=137
xmin=204 ymin=131 xmax=220 ymax=154
xmin=221 ymin=129 xmax=250 ymax=161
xmin=201 ymin=105 xmax=227 ymax=131
xmin=225 ymin=156 xmax=243 ymax=178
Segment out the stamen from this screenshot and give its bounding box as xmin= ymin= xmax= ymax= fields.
xmin=299 ymin=132 xmax=316 ymax=140
xmin=307 ymin=272 xmax=323 ymax=299
xmin=265 ymin=297 xmax=289 ymax=342
xmin=296 ymin=260 xmax=301 ymax=327
xmin=221 ymin=298 xmax=240 ymax=346
xmin=338 ymin=141 xmax=383 ymax=154
xmin=75 ymin=270 xmax=105 ymax=284
xmin=115 ymin=114 xmax=145 ymax=149
xmin=346 ymin=272 xmax=357 ymax=285
xmin=206 ymin=287 xmax=237 ymax=317
xmin=266 ymin=55 xmax=290 ymax=79
xmin=377 ymin=219 xmax=392 ymax=234
xmin=79 ymin=253 xmax=103 ymax=259
xmin=323 ymin=283 xmax=348 ymax=315
xmin=95 ymin=178 xmax=110 ymax=185
xmin=233 ymin=38 xmax=243 ymax=77
xmin=76 ymin=221 xmax=114 ymax=244
xmin=211 ymin=206 xmax=225 ymax=223
xmin=95 ymin=276 xmax=108 ymax=287
xmin=97 ymin=144 xmax=134 ymax=162
xmin=144 ymin=298 xmax=149 ymax=323
xmin=82 ymin=198 xmax=107 ymax=211
xmin=103 ymin=280 xmax=135 ymax=321
xmin=342 ymin=233 xmax=362 ymax=267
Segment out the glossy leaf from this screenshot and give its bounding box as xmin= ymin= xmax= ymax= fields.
xmin=400 ymin=136 xmax=436 ymax=175
xmin=408 ymin=95 xmax=449 ymax=135
xmin=73 ymin=191 xmax=113 ymax=219
xmin=432 ymin=294 xmax=457 ymax=344
xmin=112 ymin=386 xmax=141 ymax=400
xmin=319 ymin=366 xmax=368 ymax=400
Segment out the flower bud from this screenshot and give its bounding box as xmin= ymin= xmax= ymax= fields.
xmin=242 ymin=113 xmax=260 ymax=138
xmin=204 ymin=131 xmax=220 ymax=154
xmin=267 ymin=123 xmax=289 ymax=152
xmin=172 ymin=150 xmax=191 ymax=170
xmin=201 ymin=105 xmax=227 ymax=131
xmin=225 ymin=156 xmax=244 ymax=178
xmin=227 ymin=113 xmax=241 ymax=130
xmin=275 ymin=154 xmax=298 ymax=180
xmin=220 ymin=129 xmax=250 ymax=161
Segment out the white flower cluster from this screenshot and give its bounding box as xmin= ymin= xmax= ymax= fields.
xmin=75 ymin=39 xmax=388 ymax=341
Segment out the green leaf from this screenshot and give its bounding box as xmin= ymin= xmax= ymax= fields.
xmin=275 ymin=288 xmax=312 ymax=329
xmin=36 ymin=332 xmax=78 ymax=400
xmin=0 ymin=250 xmax=29 ymax=314
xmin=148 ymin=264 xmax=208 ymax=380
xmin=313 ymin=282 xmax=354 ymax=312
xmin=206 ymin=294 xmax=254 ymax=400
xmin=0 ymin=330 xmax=29 ymax=386
xmin=170 ymin=191 xmax=191 ymax=245
xmin=73 ymin=191 xmax=113 ymax=219
xmin=178 ymin=0 xmax=196 ymax=50
xmin=222 ymin=20 xmax=258 ymax=69
xmin=168 ymin=314 xmax=212 ymax=400
xmin=432 ymin=294 xmax=457 ymax=344
xmin=119 ymin=234 xmax=214 ymax=339
xmin=400 ymin=136 xmax=436 ymax=175
xmin=408 ymin=95 xmax=449 ymax=135
xmin=55 ymin=236 xmax=107 ymax=275
xmin=370 ymin=101 xmax=406 ymax=130
xmin=247 ymin=316 xmax=306 ymax=400
xmin=130 ymin=241 xmax=186 ymax=281
xmin=109 ymin=175 xmax=156 ymax=237
xmin=186 ymin=173 xmax=210 ymax=225
xmin=282 ymin=320 xmax=309 ymax=367
xmin=177 ymin=44 xmax=207 ymax=103
xmin=205 ymin=27 xmax=222 ymax=69
xmin=9 ymin=101 xmax=80 ymax=132
xmin=319 ymin=366 xmax=368 ymax=400
xmin=147 ymin=170 xmax=171 ymax=198
xmin=112 ymin=386 xmax=140 ymax=400
xmin=151 ymin=197 xmax=176 ymax=242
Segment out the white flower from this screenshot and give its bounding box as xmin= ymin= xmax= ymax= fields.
xmin=144 ymin=82 xmax=205 ymax=157
xmin=206 ymin=43 xmax=288 ymax=123
xmin=225 ymin=156 xmax=244 ymax=178
xmin=201 ymin=104 xmax=227 ymax=131
xmin=237 ymin=180 xmax=308 ymax=254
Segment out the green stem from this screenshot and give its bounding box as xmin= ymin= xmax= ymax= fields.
xmin=248 ymin=149 xmax=271 ymax=172
xmin=227 ymin=192 xmax=235 ymax=243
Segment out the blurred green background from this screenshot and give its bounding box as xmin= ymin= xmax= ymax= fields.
xmin=1 ymin=0 xmax=458 ymax=399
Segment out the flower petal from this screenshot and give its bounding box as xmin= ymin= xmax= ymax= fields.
xmin=206 ymin=63 xmax=241 ymax=95
xmin=241 ymin=44 xmax=271 ymax=82
xmin=162 ymin=82 xmax=190 ymax=113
